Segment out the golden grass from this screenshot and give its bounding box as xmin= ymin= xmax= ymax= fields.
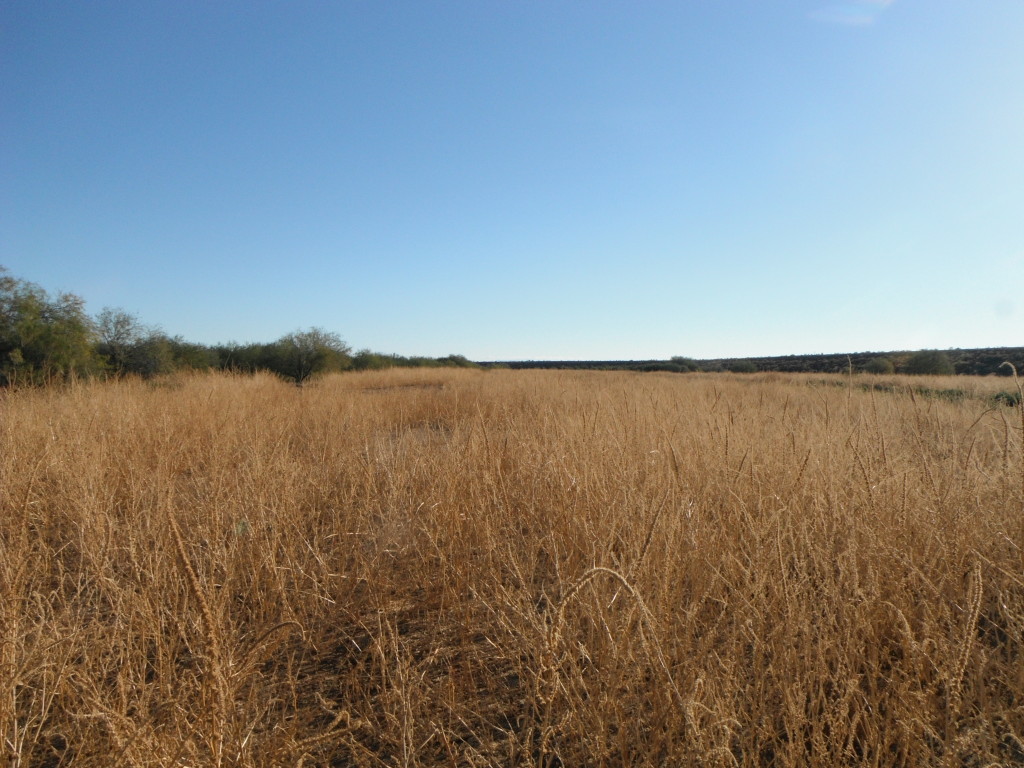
xmin=2 ymin=368 xmax=1023 ymax=767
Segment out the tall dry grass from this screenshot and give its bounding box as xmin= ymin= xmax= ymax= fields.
xmin=1 ymin=368 xmax=1022 ymax=767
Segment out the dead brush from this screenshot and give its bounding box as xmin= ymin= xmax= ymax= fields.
xmin=3 ymin=369 xmax=1024 ymax=766
xmin=949 ymin=560 xmax=983 ymax=714
xmin=537 ymin=566 xmax=708 ymax=766
xmin=168 ymin=512 xmax=307 ymax=766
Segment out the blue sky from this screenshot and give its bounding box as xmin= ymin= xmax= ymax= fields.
xmin=2 ymin=1 xmax=1022 ymax=360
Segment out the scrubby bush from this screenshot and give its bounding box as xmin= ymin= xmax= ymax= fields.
xmin=270 ymin=328 xmax=352 ymax=384
xmin=670 ymin=356 xmax=701 ymax=372
xmin=993 ymin=390 xmax=1022 ymax=407
xmin=904 ymin=349 xmax=954 ymax=375
xmin=438 ymin=354 xmax=477 ymax=368
xmin=728 ymin=360 xmax=758 ymax=373
xmin=351 ymin=349 xmax=394 ymax=371
xmin=864 ymin=356 xmax=895 ymax=375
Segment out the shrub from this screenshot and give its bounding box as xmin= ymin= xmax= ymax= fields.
xmin=271 ymin=328 xmax=351 ymax=384
xmin=352 ymin=349 xmax=392 ymax=371
xmin=728 ymin=360 xmax=758 ymax=373
xmin=904 ymin=350 xmax=954 ymax=376
xmin=864 ymin=356 xmax=895 ymax=375
xmin=439 ymin=354 xmax=477 ymax=368
xmin=993 ymin=390 xmax=1022 ymax=407
xmin=670 ymin=356 xmax=700 ymax=372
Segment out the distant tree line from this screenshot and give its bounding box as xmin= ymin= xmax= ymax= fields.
xmin=4 ymin=266 xmax=1020 ymax=386
xmin=1 ymin=266 xmax=477 ymax=387
xmin=497 ymin=348 xmax=1023 ymax=377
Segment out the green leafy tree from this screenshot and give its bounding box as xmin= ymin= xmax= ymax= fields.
xmin=1 ymin=267 xmax=101 ymax=385
xmin=904 ymin=349 xmax=954 ymax=376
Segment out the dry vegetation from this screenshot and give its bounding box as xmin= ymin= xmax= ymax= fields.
xmin=2 ymin=368 xmax=1023 ymax=767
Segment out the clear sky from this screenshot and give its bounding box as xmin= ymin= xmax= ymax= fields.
xmin=2 ymin=1 xmax=1022 ymax=360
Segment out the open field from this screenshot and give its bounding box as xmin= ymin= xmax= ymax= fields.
xmin=2 ymin=368 xmax=1023 ymax=767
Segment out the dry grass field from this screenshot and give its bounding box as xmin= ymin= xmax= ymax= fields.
xmin=2 ymin=368 xmax=1023 ymax=767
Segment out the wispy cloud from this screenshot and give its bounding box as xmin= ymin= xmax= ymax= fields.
xmin=810 ymin=1 xmax=895 ymax=26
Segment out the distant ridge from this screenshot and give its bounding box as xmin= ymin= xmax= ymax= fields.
xmin=489 ymin=346 xmax=1024 ymax=376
